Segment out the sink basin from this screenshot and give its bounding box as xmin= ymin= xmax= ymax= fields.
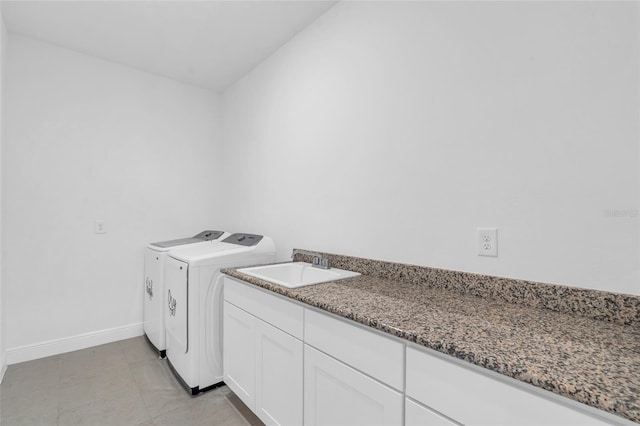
xmin=238 ymin=262 xmax=361 ymax=288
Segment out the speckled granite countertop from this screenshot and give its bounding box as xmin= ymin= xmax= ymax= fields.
xmin=222 ymin=250 xmax=640 ymax=423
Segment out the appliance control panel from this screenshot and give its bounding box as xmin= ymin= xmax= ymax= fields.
xmin=192 ymin=230 xmax=225 ymax=241
xmin=151 ymin=230 xmax=225 ymax=248
xmin=222 ymin=233 xmax=263 ymax=247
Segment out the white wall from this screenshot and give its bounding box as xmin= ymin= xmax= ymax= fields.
xmin=222 ymin=1 xmax=640 ymax=294
xmin=3 ymin=35 xmax=224 ymax=360
xmin=2 ymin=1 xmax=638 ymax=365
xmin=0 ymin=10 xmax=7 ymax=380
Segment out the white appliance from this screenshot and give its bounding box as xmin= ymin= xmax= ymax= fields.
xmin=165 ymin=233 xmax=276 ymax=395
xmin=143 ymin=230 xmax=228 ymax=357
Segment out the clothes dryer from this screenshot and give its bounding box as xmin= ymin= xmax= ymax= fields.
xmin=165 ymin=233 xmax=276 ymax=394
xmin=144 ymin=230 xmax=227 ymax=357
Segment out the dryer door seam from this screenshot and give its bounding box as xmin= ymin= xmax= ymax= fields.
xmin=186 ymin=264 xmax=189 ymax=354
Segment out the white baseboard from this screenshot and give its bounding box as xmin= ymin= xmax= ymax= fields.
xmin=6 ymin=322 xmax=144 ymax=365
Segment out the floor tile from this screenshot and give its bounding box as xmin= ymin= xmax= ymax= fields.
xmin=1 ymin=357 xmax=61 ymax=395
xmin=3 ymin=354 xmax=61 ymax=374
xmin=59 ymin=369 xmax=138 ymax=412
xmin=130 ymin=358 xmax=180 ymax=391
xmin=151 ymin=397 xmax=242 ymax=426
xmin=58 ymin=390 xmax=150 ymax=426
xmin=140 ymin=387 xmax=193 ymax=418
xmin=119 ymin=337 xmax=161 ymax=365
xmin=0 ymin=411 xmax=60 ymax=426
xmin=0 ymin=386 xmax=59 ymax=419
xmin=0 ymin=336 xmax=262 ymax=426
xmin=60 ymin=348 xmax=129 ymax=385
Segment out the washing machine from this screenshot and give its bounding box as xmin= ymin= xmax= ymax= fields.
xmin=143 ymin=230 xmax=228 ymax=357
xmin=164 ymin=233 xmax=276 ymax=395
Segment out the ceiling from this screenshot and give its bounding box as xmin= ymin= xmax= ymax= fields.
xmin=1 ymin=1 xmax=337 ymax=92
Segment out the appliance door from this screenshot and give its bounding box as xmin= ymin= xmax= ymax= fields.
xmin=165 ymin=257 xmax=189 ymax=354
xmin=143 ymin=248 xmax=164 ymax=348
xmin=203 ymin=271 xmax=225 ymax=382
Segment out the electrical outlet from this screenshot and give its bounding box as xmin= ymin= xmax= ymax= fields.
xmin=94 ymin=220 xmax=106 ymax=234
xmin=478 ymin=228 xmax=497 ymax=257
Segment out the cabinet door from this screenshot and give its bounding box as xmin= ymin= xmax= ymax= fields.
xmin=143 ymin=249 xmax=164 ymax=349
xmin=405 ymin=398 xmax=459 ymax=426
xmin=223 ymin=301 xmax=256 ymax=411
xmin=304 ymin=345 xmax=402 ymax=426
xmin=164 ymin=257 xmax=189 ymax=355
xmin=255 ymin=320 xmax=303 ymax=426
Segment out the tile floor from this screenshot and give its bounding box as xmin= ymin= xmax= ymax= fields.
xmin=0 ymin=336 xmax=263 ymax=426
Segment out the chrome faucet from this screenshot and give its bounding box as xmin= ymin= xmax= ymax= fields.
xmin=312 ymin=256 xmax=330 ymax=270
xmin=291 ymin=249 xmax=331 ymax=269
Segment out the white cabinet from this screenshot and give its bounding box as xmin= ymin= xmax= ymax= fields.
xmin=305 ymin=308 xmax=404 ymax=391
xmin=406 ymin=346 xmax=613 ymax=426
xmin=255 ymin=320 xmax=303 ymax=426
xmin=224 ymin=277 xmax=402 ymax=426
xmin=304 ymin=345 xmax=403 ymax=426
xmin=223 ymin=278 xmax=304 ymax=426
xmin=224 ymin=275 xmax=622 ymax=426
xmin=223 ymin=301 xmax=256 ymax=410
xmin=224 ymin=276 xmax=303 ymax=339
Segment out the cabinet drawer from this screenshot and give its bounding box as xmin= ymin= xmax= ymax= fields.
xmin=304 ymin=308 xmax=404 ymax=391
xmin=223 ymin=276 xmax=304 ymax=339
xmin=406 ymin=347 xmax=612 ymax=426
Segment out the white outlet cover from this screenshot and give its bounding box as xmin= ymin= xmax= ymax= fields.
xmin=478 ymin=228 xmax=497 ymax=257
xmin=94 ymin=219 xmax=106 ymax=234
